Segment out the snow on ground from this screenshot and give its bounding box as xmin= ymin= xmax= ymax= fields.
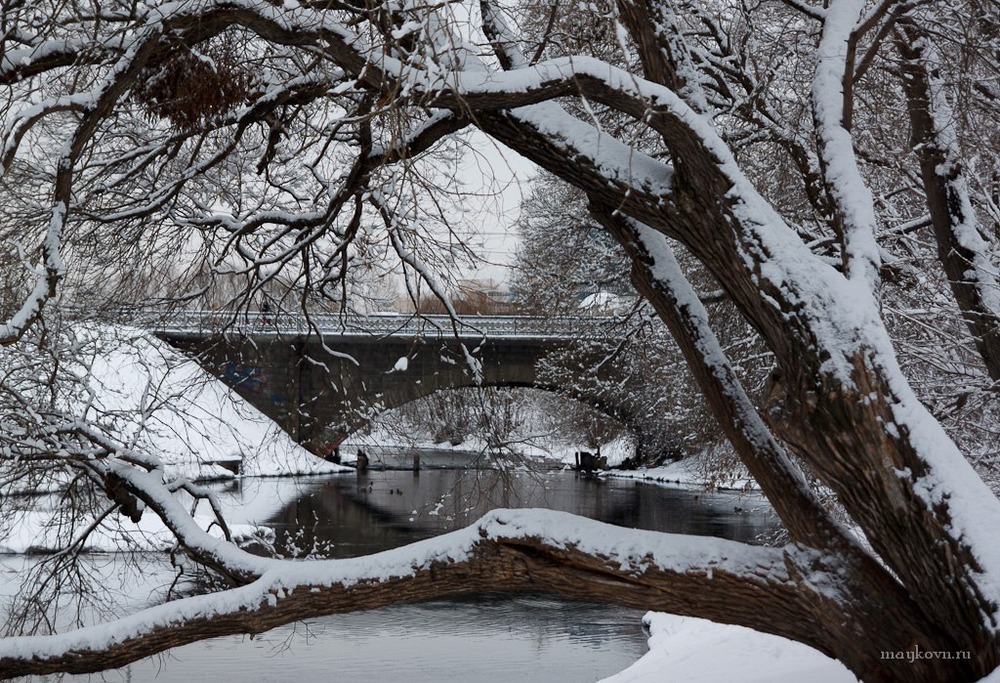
xmin=604 ymin=445 xmax=757 ymax=492
xmin=343 ymin=423 xmax=636 ymax=469
xmin=600 ymin=612 xmax=858 ymax=683
xmin=604 ymin=458 xmax=711 ymax=488
xmin=83 ymin=326 xmax=350 ymax=480
xmin=982 ymin=667 xmax=1000 ymax=682
xmin=0 ymin=327 xmax=348 ymax=550
xmin=0 ymin=477 xmax=314 ymax=554
xmin=0 ymin=331 xmax=894 ymax=682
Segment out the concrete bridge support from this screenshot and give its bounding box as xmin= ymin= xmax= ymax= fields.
xmin=161 ymin=332 xmax=553 ymax=455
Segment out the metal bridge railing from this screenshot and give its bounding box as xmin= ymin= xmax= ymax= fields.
xmin=124 ymin=310 xmax=616 ymax=341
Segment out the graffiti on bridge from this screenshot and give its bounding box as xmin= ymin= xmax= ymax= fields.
xmin=221 ymin=361 xmax=267 ymax=393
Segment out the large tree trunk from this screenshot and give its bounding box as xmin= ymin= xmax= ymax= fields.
xmin=590 ymin=205 xmax=994 ymax=681
xmin=468 ymin=11 xmax=1000 ymax=678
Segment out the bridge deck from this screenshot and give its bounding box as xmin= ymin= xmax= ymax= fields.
xmin=135 ymin=311 xmax=616 ymax=341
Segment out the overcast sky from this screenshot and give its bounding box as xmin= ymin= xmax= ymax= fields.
xmin=453 ymin=133 xmax=538 ymax=284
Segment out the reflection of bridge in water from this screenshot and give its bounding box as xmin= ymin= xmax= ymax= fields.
xmin=141 ymin=311 xmax=623 ymax=455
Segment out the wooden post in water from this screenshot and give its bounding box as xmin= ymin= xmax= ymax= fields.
xmin=412 ymin=452 xmax=420 ymax=475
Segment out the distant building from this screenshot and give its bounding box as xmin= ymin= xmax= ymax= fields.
xmin=401 ymin=278 xmax=519 ymax=315
xmin=453 ymin=279 xmax=518 ymax=314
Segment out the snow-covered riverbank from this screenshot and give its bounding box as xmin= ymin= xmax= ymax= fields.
xmin=341 ymin=424 xmax=637 ymax=469
xmin=602 ymin=450 xmax=757 ymax=492
xmin=73 ymin=327 xmax=350 ymax=481
xmin=1 ymin=328 xmax=348 ymax=552
xmin=600 ymin=612 xmax=858 ymax=683
xmin=87 ymin=333 xmax=741 ymax=494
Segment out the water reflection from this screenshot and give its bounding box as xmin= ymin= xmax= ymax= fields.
xmin=90 ymin=595 xmax=652 ymax=683
xmin=252 ymin=469 xmax=777 ymax=560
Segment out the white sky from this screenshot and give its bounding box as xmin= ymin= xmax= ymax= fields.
xmin=451 ymin=132 xmax=538 ymax=284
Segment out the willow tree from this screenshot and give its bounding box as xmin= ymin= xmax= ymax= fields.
xmin=3 ymin=0 xmax=1000 ymax=681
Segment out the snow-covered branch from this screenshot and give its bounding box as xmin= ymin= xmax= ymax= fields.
xmin=894 ymin=19 xmax=1000 ymax=381
xmin=811 ymin=0 xmax=881 ymax=288
xmin=4 ymin=0 xmax=1000 ymax=678
xmin=0 ymin=508 xmax=813 ymax=678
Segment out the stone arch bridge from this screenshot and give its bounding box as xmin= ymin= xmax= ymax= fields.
xmin=149 ymin=311 xmax=626 ymax=455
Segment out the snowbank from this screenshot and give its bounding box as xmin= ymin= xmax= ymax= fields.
xmin=605 ymin=446 xmax=757 ymax=492
xmin=600 ymin=612 xmax=858 ymax=683
xmin=83 ymin=326 xmax=350 ymax=480
xmin=0 ymin=326 xmax=347 ymax=552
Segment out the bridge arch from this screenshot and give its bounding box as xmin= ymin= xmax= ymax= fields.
xmin=154 ymin=313 xmax=637 ymax=457
xmin=339 ymin=381 xmax=635 ymax=452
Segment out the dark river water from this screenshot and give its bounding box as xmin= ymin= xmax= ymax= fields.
xmin=8 ymin=458 xmax=779 ymax=682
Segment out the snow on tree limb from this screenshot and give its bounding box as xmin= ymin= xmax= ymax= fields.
xmin=592 ymin=208 xmax=851 ymax=546
xmin=0 ymin=508 xmax=807 ymax=678
xmin=811 ymin=0 xmax=882 ymax=288
xmin=479 ymin=0 xmax=529 ymax=70
xmin=4 ymin=1 xmax=1000 ymax=679
xmin=894 ymin=20 xmax=1000 ymax=381
xmin=0 ymin=21 xmax=167 ymax=343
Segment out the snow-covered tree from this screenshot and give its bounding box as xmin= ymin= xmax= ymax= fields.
xmin=3 ymin=0 xmax=1000 ymax=680
xmin=512 ymin=172 xmax=760 ymax=462
xmin=511 ymin=174 xmax=628 ymax=312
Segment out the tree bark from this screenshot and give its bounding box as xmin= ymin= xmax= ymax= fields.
xmin=5 ymin=2 xmax=1000 ymax=680
xmin=895 ymin=24 xmax=1000 ymax=381
xmin=589 ymin=205 xmax=981 ymax=681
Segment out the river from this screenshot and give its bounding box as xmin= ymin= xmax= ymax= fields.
xmin=5 ymin=455 xmax=779 ymax=682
